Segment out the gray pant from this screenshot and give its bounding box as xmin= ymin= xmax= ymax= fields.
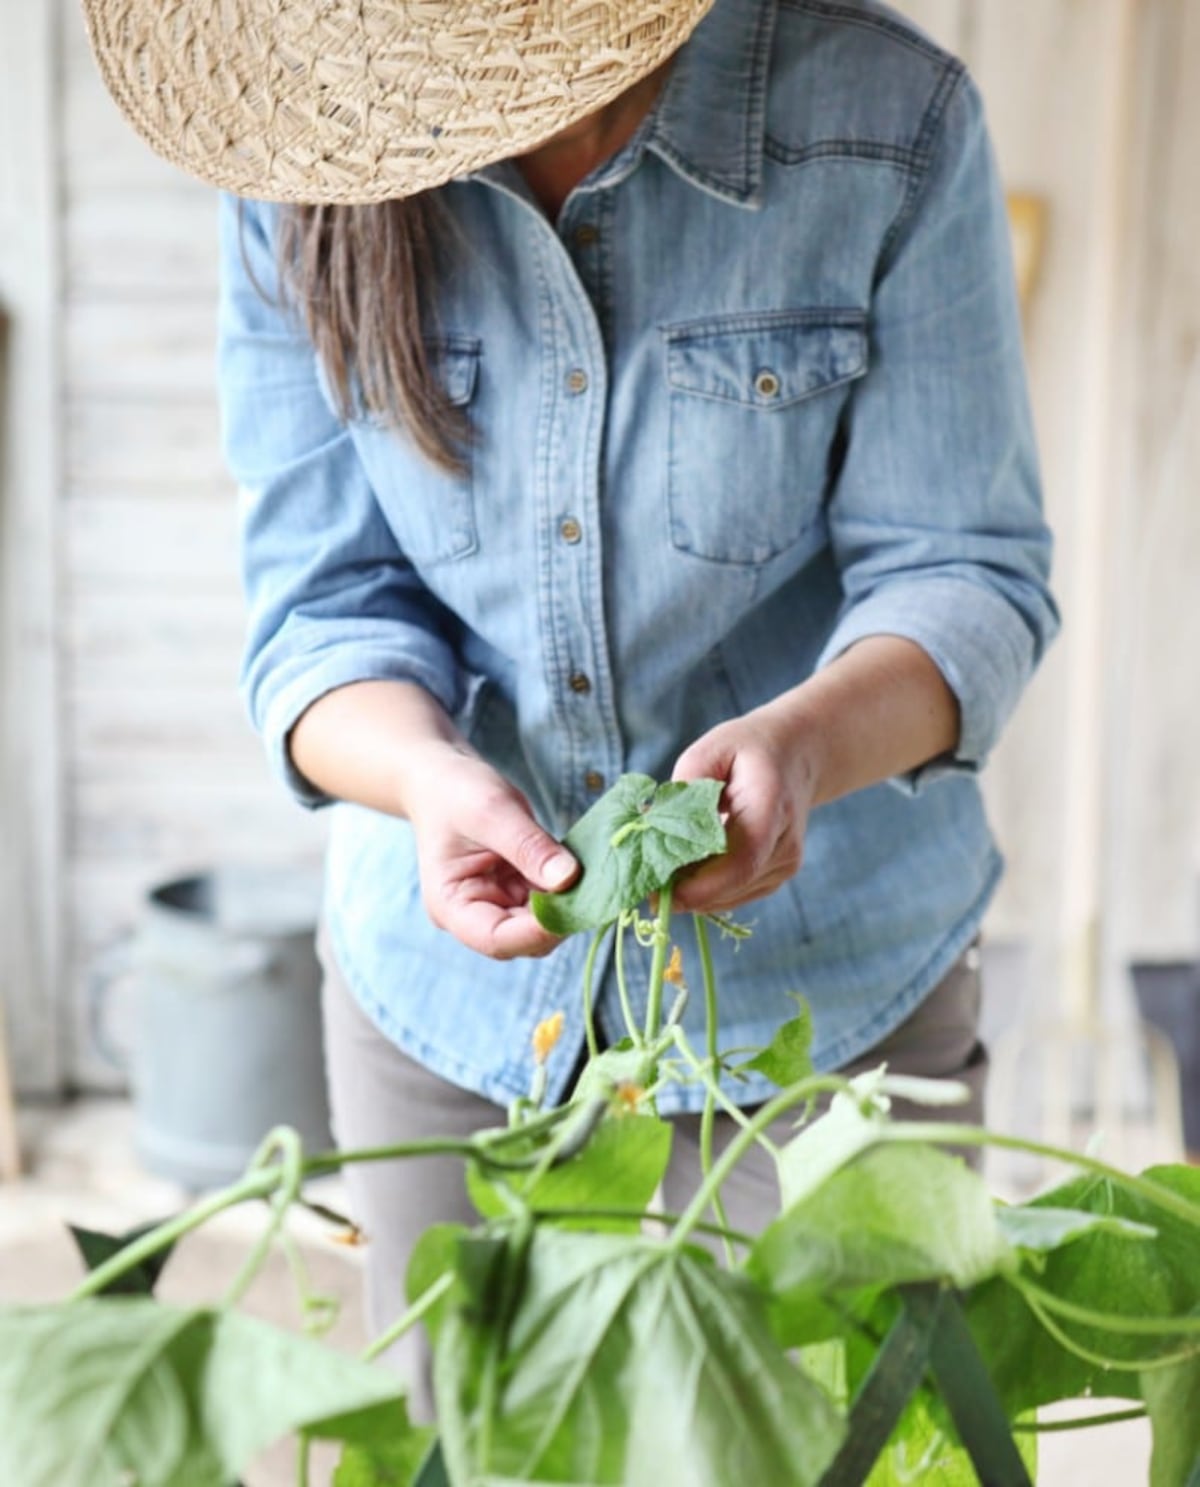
xmin=318 ymin=933 xmax=986 ymax=1418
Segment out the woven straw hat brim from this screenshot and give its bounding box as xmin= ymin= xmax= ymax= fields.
xmin=82 ymin=0 xmax=717 ymax=205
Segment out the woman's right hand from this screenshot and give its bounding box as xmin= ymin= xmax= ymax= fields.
xmin=289 ymin=680 xmax=577 ymax=960
xmin=404 ymin=744 xmax=579 ymax=960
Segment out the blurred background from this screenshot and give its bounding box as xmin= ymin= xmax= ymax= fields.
xmin=1 ymin=0 xmax=1198 ymax=1191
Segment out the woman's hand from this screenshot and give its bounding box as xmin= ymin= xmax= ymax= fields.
xmin=669 ymin=637 xmax=961 ymax=914
xmin=669 ymin=703 xmax=821 ymax=915
xmin=405 ymin=744 xmax=579 ymax=960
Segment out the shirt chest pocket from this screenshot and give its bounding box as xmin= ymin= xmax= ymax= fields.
xmin=342 ymin=337 xmax=481 ymax=567
xmin=663 ymin=311 xmax=868 ymax=565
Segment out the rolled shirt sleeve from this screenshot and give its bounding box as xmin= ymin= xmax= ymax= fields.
xmin=218 ymin=195 xmax=469 ymax=807
xmin=816 ymin=71 xmax=1060 ymax=790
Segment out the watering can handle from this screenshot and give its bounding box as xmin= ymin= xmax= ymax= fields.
xmin=86 ymin=934 xmax=136 ymax=1073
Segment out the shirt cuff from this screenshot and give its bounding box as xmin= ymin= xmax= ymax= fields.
xmin=814 ymin=575 xmax=1035 ymax=796
xmin=257 ymin=639 xmax=468 ymax=810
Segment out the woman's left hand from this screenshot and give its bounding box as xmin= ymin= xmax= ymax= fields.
xmin=669 ymin=702 xmax=822 ymax=915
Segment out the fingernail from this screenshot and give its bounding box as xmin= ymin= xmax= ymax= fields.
xmin=545 ymin=851 xmax=576 ymax=889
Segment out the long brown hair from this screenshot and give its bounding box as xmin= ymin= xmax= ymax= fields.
xmin=276 ymin=197 xmax=468 ymax=475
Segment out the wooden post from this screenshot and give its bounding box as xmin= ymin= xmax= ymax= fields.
xmin=0 ymin=1 xmax=65 ymax=1101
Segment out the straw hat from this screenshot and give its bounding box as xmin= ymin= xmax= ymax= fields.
xmin=81 ymin=0 xmax=717 ymax=204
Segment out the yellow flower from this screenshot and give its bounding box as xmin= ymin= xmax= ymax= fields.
xmin=532 ymin=1010 xmax=565 ymax=1064
xmin=614 ymin=1082 xmax=646 ymax=1114
xmin=664 ymin=945 xmax=685 ymax=986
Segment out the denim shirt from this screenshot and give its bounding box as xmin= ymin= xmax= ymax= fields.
xmin=220 ymin=0 xmax=1058 ymax=1113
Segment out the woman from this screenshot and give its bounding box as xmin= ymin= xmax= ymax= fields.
xmin=86 ymin=0 xmax=1057 ymax=1407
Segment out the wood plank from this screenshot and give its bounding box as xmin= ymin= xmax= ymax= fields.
xmin=61 ymin=0 xmax=186 ymax=195
xmin=65 ymin=300 xmax=223 ymax=400
xmin=1104 ymin=0 xmax=1200 ymax=962
xmin=890 ymin=0 xmax=970 ymax=54
xmin=70 ymin=775 xmax=328 ymax=862
xmin=66 ymin=590 xmax=249 ymax=690
xmin=963 ymin=0 xmax=1123 ymax=960
xmin=67 ymin=397 xmax=231 ymax=491
xmin=67 ymin=687 xmax=260 ymax=761
xmin=63 ymin=493 xmax=241 ymax=589
xmin=67 ymin=396 xmax=229 ymax=491
xmin=65 ymin=189 xmax=220 ymax=299
xmin=0 ymin=2 xmax=65 ymax=1096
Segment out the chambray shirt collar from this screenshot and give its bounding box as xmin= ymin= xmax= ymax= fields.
xmin=466 ymin=0 xmax=775 ymax=210
xmin=644 ymin=0 xmax=777 ymax=208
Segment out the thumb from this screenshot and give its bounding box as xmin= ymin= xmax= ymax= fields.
xmin=672 ymin=730 xmax=734 ymax=788
xmin=479 ymin=793 xmax=579 ymax=892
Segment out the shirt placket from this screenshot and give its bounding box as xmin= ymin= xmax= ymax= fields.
xmin=525 ymin=200 xmax=626 ymax=827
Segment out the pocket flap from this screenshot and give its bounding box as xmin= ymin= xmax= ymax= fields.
xmin=664 ymin=312 xmax=867 ymax=410
xmin=430 ymin=337 xmax=481 ymax=407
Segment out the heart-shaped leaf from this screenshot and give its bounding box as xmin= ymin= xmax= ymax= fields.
xmin=0 ymin=1300 xmax=407 ymax=1487
xmin=466 ymin=1114 xmax=671 ymax=1231
xmin=530 ymin=775 xmax=725 ymax=936
xmin=435 ymin=1229 xmax=843 ymax=1485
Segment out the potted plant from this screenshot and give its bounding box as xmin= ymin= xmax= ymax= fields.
xmin=3 ymin=776 xmax=1200 ymax=1487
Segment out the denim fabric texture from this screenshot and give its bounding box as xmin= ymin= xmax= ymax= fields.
xmin=220 ymin=0 xmax=1059 ymax=1112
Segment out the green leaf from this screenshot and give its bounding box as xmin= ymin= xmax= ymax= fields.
xmin=467 ymin=1114 xmax=672 ymax=1232
xmin=67 ymin=1220 xmax=176 ymax=1297
xmin=435 ymin=1229 xmax=844 ymax=1486
xmin=863 ymin=1390 xmax=1037 ymax=1486
xmin=739 ymin=996 xmax=813 ymax=1087
xmin=571 ymin=1038 xmax=659 ymax=1102
xmin=964 ymin=1164 xmax=1200 ymax=1421
xmin=993 ymin=1204 xmax=1157 ymax=1255
xmin=333 ymin=1403 xmax=435 ymax=1487
xmin=530 ymin=774 xmax=726 ymax=936
xmin=750 ymin=1145 xmax=1013 ymax=1350
xmin=0 ymin=1300 xmax=406 ymax=1487
xmin=776 ymin=1085 xmax=892 ymax=1211
xmin=1142 ymin=1360 xmax=1200 ymax=1487
xmin=405 ymin=1224 xmax=469 ymax=1347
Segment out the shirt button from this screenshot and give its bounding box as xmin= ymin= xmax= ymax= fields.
xmin=559 ymin=517 xmax=582 ymax=544
xmin=754 ymin=368 xmax=782 ymax=399
xmin=566 ymin=368 xmax=589 ymax=395
xmin=574 ymin=224 xmax=599 ymax=247
xmin=584 ymin=770 xmax=605 ymax=793
xmin=569 ymin=672 xmax=592 ymax=695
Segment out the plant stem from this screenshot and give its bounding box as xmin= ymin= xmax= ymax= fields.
xmin=304 ymin=1136 xmax=542 ymax=1178
xmin=528 ymin=1205 xmax=754 ymax=1246
xmin=695 ymin=916 xmax=733 ymax=1264
xmin=668 ymin=1028 xmax=764 ymax=1140
xmin=1015 ymin=1280 xmax=1200 ymax=1373
xmin=71 ymin=1125 xmax=569 ymax=1301
xmin=1011 ymin=1408 xmax=1148 ymax=1434
xmin=670 ymin=1075 xmax=857 ymax=1248
xmin=362 ymin=1272 xmax=455 ymax=1362
xmin=1017 ymin=1277 xmax=1200 ymax=1337
xmin=296 ymin=1434 xmax=311 ymax=1487
xmin=223 ymin=1129 xmax=305 ymax=1307
xmin=278 ymin=1230 xmax=340 ymax=1336
xmin=613 ymin=914 xmax=642 ymax=1047
xmin=877 ymin=1122 xmax=1200 ymax=1234
xmin=69 ymin=1167 xmax=281 ymax=1300
xmin=642 ymin=882 xmax=674 ymax=1043
xmin=581 ymin=926 xmax=606 ymax=1061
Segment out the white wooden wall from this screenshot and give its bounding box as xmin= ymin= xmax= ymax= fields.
xmin=0 ymin=5 xmax=62 ymax=1095
xmin=900 ymin=0 xmax=1200 ymax=1012
xmin=57 ymin=1 xmax=325 ymax=1088
xmin=1105 ymin=0 xmax=1200 ymax=967
xmin=1 ymin=0 xmax=1197 ymax=1089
